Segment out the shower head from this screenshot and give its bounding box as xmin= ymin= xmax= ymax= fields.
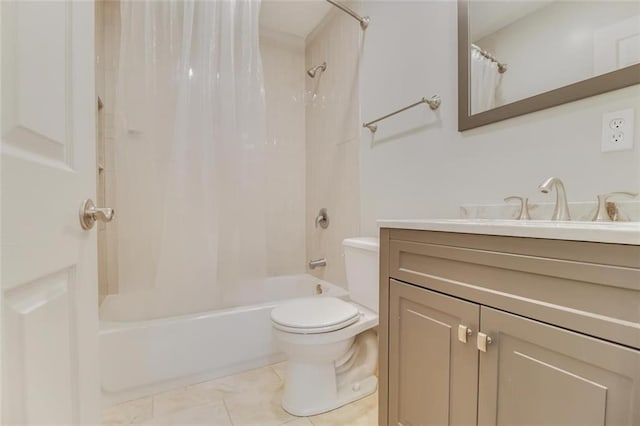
xmin=306 ymin=62 xmax=327 ymax=78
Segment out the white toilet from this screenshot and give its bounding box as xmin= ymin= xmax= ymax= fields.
xmin=271 ymin=237 xmax=379 ymax=416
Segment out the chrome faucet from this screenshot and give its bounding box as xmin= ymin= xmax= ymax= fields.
xmin=538 ymin=177 xmax=570 ymax=221
xmin=592 ymin=192 xmax=638 ymax=221
xmin=504 ymin=196 xmax=531 ymax=220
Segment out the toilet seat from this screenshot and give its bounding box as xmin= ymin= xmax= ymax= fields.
xmin=271 ymin=297 xmax=360 ymax=334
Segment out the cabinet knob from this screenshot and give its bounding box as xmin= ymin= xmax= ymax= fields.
xmin=477 ymin=332 xmax=493 ymax=352
xmin=458 ymin=324 xmax=473 ymax=343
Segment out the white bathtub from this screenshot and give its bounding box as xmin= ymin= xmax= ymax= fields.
xmin=100 ymin=274 xmax=348 ymax=406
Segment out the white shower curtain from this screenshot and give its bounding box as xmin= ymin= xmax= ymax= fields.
xmin=470 ymin=47 xmax=501 ymax=114
xmin=113 ymin=0 xmax=268 ymax=319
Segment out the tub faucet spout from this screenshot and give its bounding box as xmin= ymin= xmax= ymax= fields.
xmin=538 ymin=177 xmax=571 ymax=221
xmin=309 ymin=258 xmax=327 ymax=270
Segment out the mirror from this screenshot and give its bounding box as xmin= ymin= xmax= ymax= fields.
xmin=458 ymin=0 xmax=640 ymax=131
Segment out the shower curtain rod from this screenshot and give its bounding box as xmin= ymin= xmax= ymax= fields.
xmin=471 ymin=44 xmax=508 ymax=74
xmin=325 ymin=0 xmax=370 ymax=30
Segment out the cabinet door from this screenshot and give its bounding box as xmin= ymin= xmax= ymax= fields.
xmin=389 ymin=280 xmax=479 ymax=426
xmin=478 ymin=307 xmax=640 ymax=426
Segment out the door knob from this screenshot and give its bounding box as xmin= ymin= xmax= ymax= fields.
xmin=79 ymin=199 xmax=114 ymax=230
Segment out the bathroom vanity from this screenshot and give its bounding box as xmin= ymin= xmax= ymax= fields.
xmin=377 ymin=220 xmax=640 ymax=426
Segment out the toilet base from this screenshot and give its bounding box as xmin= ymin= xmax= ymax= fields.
xmin=282 ymin=374 xmax=377 ymax=417
xmin=272 ymin=305 xmax=379 ymax=417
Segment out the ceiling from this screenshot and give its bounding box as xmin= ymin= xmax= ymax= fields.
xmin=260 ymin=0 xmax=332 ymax=39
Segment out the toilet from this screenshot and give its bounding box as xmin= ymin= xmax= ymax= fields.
xmin=271 ymin=237 xmax=379 ymax=416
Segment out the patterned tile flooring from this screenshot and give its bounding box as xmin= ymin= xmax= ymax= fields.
xmin=102 ymin=362 xmax=378 ymax=426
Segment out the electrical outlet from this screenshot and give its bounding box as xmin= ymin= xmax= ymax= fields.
xmin=602 ymin=108 xmax=634 ymax=152
xmin=609 ymin=118 xmax=624 ymax=130
xmin=611 ymin=132 xmax=624 ymax=144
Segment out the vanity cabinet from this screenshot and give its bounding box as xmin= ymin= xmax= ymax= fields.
xmin=379 ymin=228 xmax=640 ymax=426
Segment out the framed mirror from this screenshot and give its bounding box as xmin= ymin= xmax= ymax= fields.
xmin=458 ymin=0 xmax=640 ymax=131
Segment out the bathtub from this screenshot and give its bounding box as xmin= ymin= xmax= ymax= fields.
xmin=100 ymin=274 xmax=348 ymax=406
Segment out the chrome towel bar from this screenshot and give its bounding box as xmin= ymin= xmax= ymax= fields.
xmin=363 ymin=95 xmax=441 ymax=134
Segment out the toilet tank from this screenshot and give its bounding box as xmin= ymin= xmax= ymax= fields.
xmin=343 ymin=237 xmax=379 ymax=313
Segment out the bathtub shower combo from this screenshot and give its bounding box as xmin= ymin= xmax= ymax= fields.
xmin=98 ymin=0 xmax=377 ymax=411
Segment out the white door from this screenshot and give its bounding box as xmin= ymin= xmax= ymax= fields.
xmin=1 ymin=1 xmax=100 ymax=424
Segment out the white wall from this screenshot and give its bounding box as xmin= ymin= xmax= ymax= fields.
xmin=306 ymin=10 xmax=362 ymax=288
xmin=357 ymin=1 xmax=640 ymax=236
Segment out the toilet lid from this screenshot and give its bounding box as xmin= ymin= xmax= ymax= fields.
xmin=271 ymin=297 xmax=360 ymax=334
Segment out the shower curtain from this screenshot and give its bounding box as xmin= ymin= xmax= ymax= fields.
xmin=470 ymin=47 xmax=501 ymax=114
xmin=113 ymin=0 xmax=268 ymax=319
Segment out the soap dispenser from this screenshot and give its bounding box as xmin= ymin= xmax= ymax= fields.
xmin=592 ymin=192 xmax=637 ymax=221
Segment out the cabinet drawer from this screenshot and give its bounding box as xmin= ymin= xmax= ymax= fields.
xmin=388 ymin=230 xmax=640 ymax=349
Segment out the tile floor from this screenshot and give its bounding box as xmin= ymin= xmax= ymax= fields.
xmin=102 ymin=362 xmax=378 ymax=426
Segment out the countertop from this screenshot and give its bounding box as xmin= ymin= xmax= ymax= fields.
xmin=377 ymin=219 xmax=640 ymax=245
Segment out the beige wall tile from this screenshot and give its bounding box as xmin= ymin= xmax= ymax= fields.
xmin=260 ymin=32 xmax=307 ymax=277
xmin=104 ymin=170 xmax=119 ymax=294
xmin=97 ymin=0 xmax=120 ymax=301
xmin=96 ymin=0 xmax=107 ymax=303
xmin=305 ymin=10 xmax=362 ymax=288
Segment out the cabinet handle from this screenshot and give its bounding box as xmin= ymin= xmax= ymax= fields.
xmin=458 ymin=324 xmax=472 ymax=343
xmin=477 ymin=332 xmax=493 ymax=352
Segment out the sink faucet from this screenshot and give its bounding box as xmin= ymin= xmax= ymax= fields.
xmin=538 ymin=177 xmax=571 ymax=221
